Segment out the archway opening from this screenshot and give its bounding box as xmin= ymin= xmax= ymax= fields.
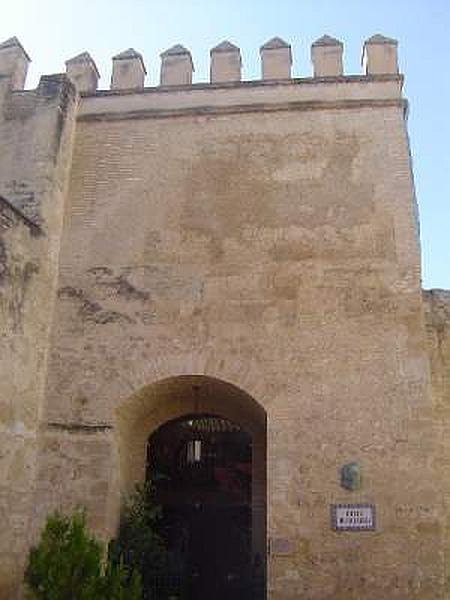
xmin=147 ymin=414 xmax=256 ymax=598
xmin=116 ymin=375 xmax=267 ymax=600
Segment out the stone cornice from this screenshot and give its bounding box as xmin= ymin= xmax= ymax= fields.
xmin=85 ymin=73 xmax=403 ymax=97
xmin=77 ymin=74 xmax=405 ymax=122
xmin=78 ymin=98 xmax=406 ymax=123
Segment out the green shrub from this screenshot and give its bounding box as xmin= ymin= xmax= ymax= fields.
xmin=100 ymin=557 xmax=142 ymax=600
xmin=25 ymin=510 xmax=142 ymax=600
xmin=25 ymin=511 xmax=102 ymax=600
xmin=109 ymin=482 xmax=167 ymax=597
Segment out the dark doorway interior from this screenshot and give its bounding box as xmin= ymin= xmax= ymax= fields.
xmin=146 ymin=414 xmax=263 ymax=599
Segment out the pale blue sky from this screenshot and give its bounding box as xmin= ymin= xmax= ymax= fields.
xmin=2 ymin=0 xmax=449 ymax=289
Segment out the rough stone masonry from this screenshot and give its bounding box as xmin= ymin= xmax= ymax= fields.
xmin=0 ymin=32 xmax=449 ymax=599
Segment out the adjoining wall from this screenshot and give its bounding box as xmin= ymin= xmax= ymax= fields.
xmin=0 ymin=199 xmax=42 ymax=596
xmin=0 ymin=73 xmax=77 ymax=597
xmin=424 ymin=290 xmax=450 ymax=412
xmin=423 ymin=289 xmax=450 ymax=590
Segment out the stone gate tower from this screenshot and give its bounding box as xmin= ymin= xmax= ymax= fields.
xmin=1 ymin=33 xmax=450 ymax=599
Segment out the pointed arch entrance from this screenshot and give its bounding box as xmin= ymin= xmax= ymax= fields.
xmin=116 ymin=375 xmax=267 ymax=599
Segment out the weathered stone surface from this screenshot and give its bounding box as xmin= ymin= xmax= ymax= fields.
xmin=0 ymin=72 xmax=77 ymax=597
xmin=111 ymin=48 xmax=146 ymax=90
xmin=363 ymin=34 xmax=399 ymax=75
xmin=260 ymin=37 xmax=292 ymax=80
xmin=210 ymin=40 xmax=241 ymax=82
xmin=311 ymin=35 xmax=344 ymax=77
xmin=66 ymin=52 xmax=99 ymax=94
xmin=160 ymin=44 xmax=194 ymax=86
xmin=0 ymin=36 xmax=30 ymax=90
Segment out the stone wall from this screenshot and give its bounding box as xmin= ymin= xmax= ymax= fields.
xmin=424 ymin=290 xmax=450 ymax=412
xmin=0 ymin=74 xmax=77 ymax=597
xmin=0 ymin=198 xmax=41 ymax=596
xmin=34 ymin=73 xmax=444 ymax=599
xmin=423 ymin=289 xmax=450 ymax=592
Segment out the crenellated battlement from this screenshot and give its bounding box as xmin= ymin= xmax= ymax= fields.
xmin=0 ymin=34 xmax=400 ymax=96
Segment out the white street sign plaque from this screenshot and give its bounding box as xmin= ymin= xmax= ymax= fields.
xmin=331 ymin=503 xmax=376 ymax=531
